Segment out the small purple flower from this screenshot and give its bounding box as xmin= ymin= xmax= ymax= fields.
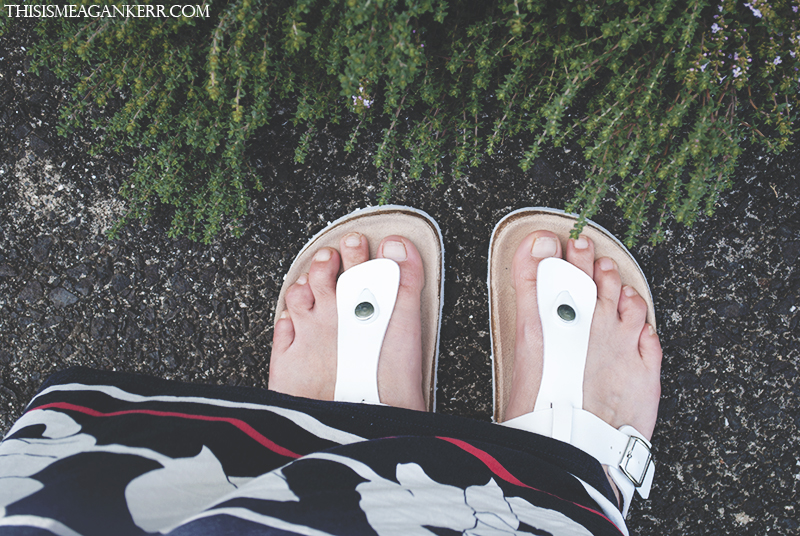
xmin=352 ymin=86 xmax=373 ymax=109
xmin=732 ymin=66 xmax=742 ymax=78
xmin=744 ymin=3 xmax=763 ymax=18
xmin=711 ymin=23 xmax=721 ymax=33
xmin=773 ymin=56 xmax=782 ymax=65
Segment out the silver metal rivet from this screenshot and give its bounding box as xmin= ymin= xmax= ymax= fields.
xmin=355 ymin=301 xmax=374 ymax=320
xmin=557 ymin=304 xmax=576 ymax=322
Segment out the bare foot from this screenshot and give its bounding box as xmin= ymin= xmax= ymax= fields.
xmin=503 ymin=231 xmax=662 ymax=496
xmin=268 ymin=232 xmax=426 ymax=411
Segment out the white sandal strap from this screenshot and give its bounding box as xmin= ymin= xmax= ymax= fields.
xmin=533 ymin=258 xmax=597 ymax=414
xmin=334 ymin=259 xmax=399 ymax=404
xmin=500 ymin=257 xmax=655 ymax=517
xmin=503 ymin=407 xmax=654 ymax=516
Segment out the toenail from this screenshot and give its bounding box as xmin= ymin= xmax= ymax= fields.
xmin=574 ymin=237 xmax=589 ymax=249
xmin=314 ymin=249 xmax=331 ymax=262
xmin=383 ymin=240 xmax=407 ymax=261
xmin=599 ymin=258 xmax=615 ymax=271
xmin=279 ymin=310 xmax=289 ymax=320
xmin=344 ymin=233 xmax=362 ymax=247
xmin=297 ymin=274 xmax=308 ymax=285
xmin=648 ymin=324 xmax=657 ymax=336
xmin=531 ymin=236 xmax=558 ymax=257
xmin=623 ymin=285 xmax=637 ymax=297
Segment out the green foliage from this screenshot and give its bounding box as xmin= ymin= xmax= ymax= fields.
xmin=4 ymin=0 xmax=798 ymax=245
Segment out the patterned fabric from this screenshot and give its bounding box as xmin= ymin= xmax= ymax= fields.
xmin=0 ymin=368 xmax=624 ymax=535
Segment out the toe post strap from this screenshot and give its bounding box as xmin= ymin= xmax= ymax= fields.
xmin=334 ymin=258 xmax=399 ymax=405
xmin=501 ymin=257 xmax=655 ymax=517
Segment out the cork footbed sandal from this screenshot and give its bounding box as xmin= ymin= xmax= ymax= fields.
xmin=488 ymin=207 xmax=658 ymax=524
xmin=273 ymin=205 xmax=444 ymax=412
xmin=488 ymin=207 xmax=657 ymax=423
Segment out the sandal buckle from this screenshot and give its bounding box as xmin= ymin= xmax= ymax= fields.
xmin=619 ymin=435 xmax=652 ymax=488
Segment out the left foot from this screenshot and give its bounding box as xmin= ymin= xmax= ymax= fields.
xmin=268 ymin=232 xmax=427 ymax=411
xmin=503 ymin=232 xmax=662 ymax=439
xmin=503 ymin=231 xmax=662 ymax=504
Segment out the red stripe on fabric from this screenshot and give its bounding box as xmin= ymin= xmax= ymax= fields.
xmin=32 ymin=402 xmax=302 ymax=459
xmin=436 ymin=436 xmax=621 ymax=533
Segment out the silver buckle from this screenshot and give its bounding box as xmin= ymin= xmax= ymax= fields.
xmin=619 ymin=436 xmax=652 ymax=488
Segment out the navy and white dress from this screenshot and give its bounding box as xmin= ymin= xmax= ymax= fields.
xmin=0 ymin=367 xmax=625 ymax=535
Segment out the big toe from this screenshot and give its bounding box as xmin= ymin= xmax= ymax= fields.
xmin=379 ymin=236 xmax=424 ymax=296
xmin=513 ymin=230 xmax=562 ymax=291
xmin=376 ymin=235 xmax=425 ymax=410
xmin=504 ymin=231 xmax=563 ymax=420
xmin=512 ymin=230 xmax=562 ymax=326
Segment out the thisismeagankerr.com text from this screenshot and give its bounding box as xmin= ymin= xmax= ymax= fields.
xmin=5 ymin=4 xmax=210 ymax=18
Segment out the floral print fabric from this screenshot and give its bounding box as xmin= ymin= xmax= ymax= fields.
xmin=0 ymin=368 xmax=622 ymax=535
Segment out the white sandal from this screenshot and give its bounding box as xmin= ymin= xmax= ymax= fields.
xmin=274 ymin=206 xmax=445 ymax=411
xmin=488 ymin=208 xmax=657 ymax=528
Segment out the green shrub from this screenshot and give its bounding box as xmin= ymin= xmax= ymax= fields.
xmin=3 ymin=0 xmax=798 ymax=245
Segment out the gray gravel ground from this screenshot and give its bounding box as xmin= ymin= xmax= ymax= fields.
xmin=2 ymin=22 xmax=799 ymax=536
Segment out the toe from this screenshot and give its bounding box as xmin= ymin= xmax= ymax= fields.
xmin=512 ymin=230 xmax=561 ymax=343
xmin=379 ymin=236 xmax=424 ymax=294
xmin=340 ymin=232 xmax=369 ymax=271
xmin=618 ymin=284 xmax=648 ymax=327
xmin=593 ymin=257 xmax=622 ymax=315
xmin=308 ymin=247 xmax=341 ymax=304
xmin=504 ymin=231 xmax=561 ymax=420
xmin=565 ymin=234 xmax=595 ymax=277
xmin=513 ymin=230 xmax=562 ymax=289
xmin=285 ymin=273 xmax=314 ymax=314
xmin=272 ymin=310 xmax=295 ymax=354
xmin=376 ymin=235 xmax=426 ymax=410
xmin=639 ymin=323 xmax=663 ymax=368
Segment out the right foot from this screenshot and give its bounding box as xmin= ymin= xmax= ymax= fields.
xmin=503 ymin=231 xmax=663 ymax=440
xmin=268 ymin=232 xmax=427 ymax=411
